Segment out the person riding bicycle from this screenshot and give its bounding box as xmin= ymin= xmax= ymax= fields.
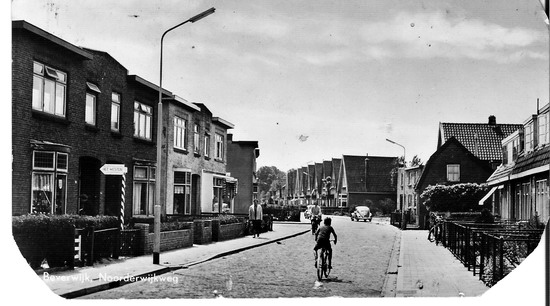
xmin=310 ymin=201 xmax=322 ymax=233
xmin=428 ymin=213 xmax=443 ymax=242
xmin=314 ymin=217 xmax=337 ymax=269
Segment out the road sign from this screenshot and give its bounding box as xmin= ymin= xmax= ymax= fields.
xmin=100 ymin=164 xmax=128 ymax=175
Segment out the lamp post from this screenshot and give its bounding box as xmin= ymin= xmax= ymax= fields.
xmin=386 ymin=138 xmax=407 ymax=230
xmin=154 ymin=7 xmax=216 ymax=265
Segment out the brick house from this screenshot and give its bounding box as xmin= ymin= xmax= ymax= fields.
xmin=416 ymin=137 xmax=496 ymax=228
xmin=336 ymin=155 xmax=397 ymax=210
xmin=485 ymin=103 xmax=550 ymax=224
xmin=226 ymin=134 xmax=260 ymax=214
xmin=12 ymin=20 xmax=163 ymax=221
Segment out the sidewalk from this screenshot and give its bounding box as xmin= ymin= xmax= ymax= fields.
xmin=40 ymin=221 xmax=310 ymax=298
xmin=392 ymin=230 xmax=489 ymax=298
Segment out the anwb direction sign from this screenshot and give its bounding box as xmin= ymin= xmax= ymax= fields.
xmin=100 ymin=164 xmax=128 ymax=175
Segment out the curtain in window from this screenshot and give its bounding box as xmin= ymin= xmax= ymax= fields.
xmin=133 ymin=183 xmax=142 ymax=215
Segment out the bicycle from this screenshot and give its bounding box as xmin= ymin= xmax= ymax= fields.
xmin=316 ymin=240 xmax=334 ymax=281
xmin=311 ymin=215 xmax=321 ymax=235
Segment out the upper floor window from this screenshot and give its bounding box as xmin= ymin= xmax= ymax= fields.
xmin=538 ymin=112 xmax=548 ymax=147
xmin=193 ymin=123 xmax=200 ymax=154
xmin=174 ymin=116 xmax=187 ymax=150
xmin=111 ymin=92 xmax=121 ymax=131
xmin=215 ymin=134 xmax=224 ymax=160
xmin=134 ymin=102 xmax=152 ymax=140
xmin=204 ymin=134 xmax=211 ymax=157
xmin=85 ymin=83 xmax=100 ymax=125
xmin=525 ymin=122 xmax=534 ymax=152
xmin=32 ymin=61 xmax=67 ymax=117
xmin=446 ymin=164 xmax=460 ymax=182
xmin=502 ymin=145 xmax=509 ymax=165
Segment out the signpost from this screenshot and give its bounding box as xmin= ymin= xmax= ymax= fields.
xmin=100 ymin=164 xmax=128 ymax=230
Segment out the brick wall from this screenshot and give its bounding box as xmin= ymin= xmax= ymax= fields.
xmin=215 ymin=222 xmax=245 ymax=241
xmin=193 ymin=220 xmax=212 ymax=244
xmin=135 ymin=223 xmax=194 ymax=254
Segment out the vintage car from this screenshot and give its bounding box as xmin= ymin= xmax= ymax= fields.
xmin=351 ymin=206 xmax=372 ymax=222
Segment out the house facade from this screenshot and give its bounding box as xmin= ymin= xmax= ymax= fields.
xmin=416 ymin=137 xmax=496 ymax=228
xmin=226 ymin=134 xmax=260 ymax=214
xmin=396 ymin=165 xmax=424 ymax=224
xmin=485 ymin=104 xmax=550 ymax=224
xmin=12 ymin=20 xmax=240 ymax=222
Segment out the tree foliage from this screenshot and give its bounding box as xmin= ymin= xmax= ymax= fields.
xmin=256 ymin=166 xmax=286 ymax=202
xmin=420 ymin=183 xmax=488 ymax=212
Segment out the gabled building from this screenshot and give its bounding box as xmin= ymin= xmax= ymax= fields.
xmin=330 ymin=158 xmax=342 ymax=207
xmin=337 ymin=155 xmax=397 ymax=209
xmin=416 ymin=137 xmax=496 ymax=228
xmin=438 ymin=116 xmax=523 ymax=169
xmin=226 ymin=134 xmax=260 ymax=214
xmin=396 ymin=165 xmax=424 ymax=224
xmin=485 ymin=104 xmax=550 ymax=224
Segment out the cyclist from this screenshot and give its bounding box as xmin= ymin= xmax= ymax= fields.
xmin=314 ymin=217 xmax=337 ymax=269
xmin=310 ymin=200 xmax=322 ymax=234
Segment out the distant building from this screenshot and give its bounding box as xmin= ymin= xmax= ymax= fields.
xmin=396 ymin=165 xmax=424 ymax=225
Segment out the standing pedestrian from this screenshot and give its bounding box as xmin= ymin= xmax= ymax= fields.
xmin=249 ymin=199 xmax=263 ymax=238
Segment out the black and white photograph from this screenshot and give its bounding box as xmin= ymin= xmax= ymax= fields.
xmin=6 ymin=0 xmax=549 ymax=304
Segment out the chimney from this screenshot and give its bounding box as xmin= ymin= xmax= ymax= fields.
xmin=227 ymin=133 xmax=233 ymax=142
xmin=488 ymin=115 xmax=496 ymax=126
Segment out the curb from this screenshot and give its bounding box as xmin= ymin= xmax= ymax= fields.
xmin=380 ymin=228 xmax=401 ymax=297
xmin=61 ymin=229 xmax=310 ymax=299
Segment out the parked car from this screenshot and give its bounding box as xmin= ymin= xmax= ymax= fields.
xmin=304 ymin=205 xmax=315 ymax=219
xmin=351 ymin=206 xmax=372 ymax=222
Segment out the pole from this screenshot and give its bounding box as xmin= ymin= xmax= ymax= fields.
xmin=120 ymin=173 xmax=125 ymax=230
xmin=154 ymin=7 xmax=216 ymax=265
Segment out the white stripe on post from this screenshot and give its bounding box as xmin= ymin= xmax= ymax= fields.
xmin=120 ymin=173 xmax=126 ymax=230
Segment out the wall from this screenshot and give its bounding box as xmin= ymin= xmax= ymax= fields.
xmin=227 ymin=140 xmax=257 ymax=214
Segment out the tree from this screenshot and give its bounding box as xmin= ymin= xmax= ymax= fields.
xmin=420 ymin=183 xmax=488 ymax=212
xmin=256 ymin=166 xmax=286 ymax=203
xmin=410 ymin=155 xmax=423 ymax=167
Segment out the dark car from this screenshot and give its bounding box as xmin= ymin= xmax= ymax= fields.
xmin=351 ymin=206 xmax=372 ymax=222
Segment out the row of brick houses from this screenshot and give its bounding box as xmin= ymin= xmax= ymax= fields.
xmin=397 ymin=111 xmax=550 ymax=229
xmin=12 ymin=20 xmax=259 ymax=221
xmin=285 ymin=155 xmax=398 ymax=210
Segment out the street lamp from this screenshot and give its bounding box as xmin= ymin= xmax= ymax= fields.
xmin=154 ymin=7 xmax=216 ymax=265
xmin=386 ymin=138 xmax=407 ymax=230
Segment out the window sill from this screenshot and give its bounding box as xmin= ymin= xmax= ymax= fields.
xmin=85 ymin=124 xmax=99 ymax=132
xmin=214 ymin=158 xmax=224 ymax=163
xmin=204 ymin=156 xmax=211 ymax=160
xmin=194 ymin=152 xmax=201 ymax=157
xmin=31 ymin=110 xmax=70 ymax=125
xmin=174 ymin=147 xmax=189 ymax=155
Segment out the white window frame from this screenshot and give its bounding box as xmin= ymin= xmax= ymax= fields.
xmin=193 ymin=124 xmax=200 ymax=154
xmin=446 ymin=164 xmax=460 ymax=182
xmin=174 ymin=116 xmax=187 ymax=150
xmin=215 ymin=133 xmax=224 ymax=160
xmin=31 ymin=151 xmax=68 ymax=214
xmin=111 ymin=92 xmax=121 ymax=131
xmin=85 ymin=92 xmax=97 ymax=125
xmin=204 ymin=134 xmax=211 ymax=157
xmin=538 ymin=113 xmax=548 ymax=147
xmin=134 ymin=101 xmax=152 ymax=140
xmin=525 ymin=123 xmax=533 ymax=152
xmin=32 ymin=61 xmax=67 ymax=117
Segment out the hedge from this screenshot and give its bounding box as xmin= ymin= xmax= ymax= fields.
xmin=12 ymin=214 xmax=119 ymax=269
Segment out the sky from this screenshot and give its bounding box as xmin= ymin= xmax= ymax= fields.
xmin=9 ymin=0 xmax=549 ymax=172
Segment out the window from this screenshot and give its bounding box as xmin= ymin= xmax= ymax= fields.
xmin=204 ymin=134 xmax=211 ymax=157
xmin=32 ymin=61 xmax=66 ymax=117
xmin=174 ymin=172 xmax=192 ymax=215
xmin=85 ymin=93 xmax=96 ymax=125
xmin=31 ymin=151 xmax=68 ymax=214
xmin=134 ymin=102 xmax=152 ymax=140
xmin=502 ymin=145 xmax=509 ymax=165
xmin=193 ymin=124 xmax=200 ymax=154
xmin=111 ymin=92 xmax=121 ymax=131
xmin=215 ymin=133 xmax=224 ymax=160
xmin=538 ymin=113 xmax=548 ymax=147
xmin=212 ymin=177 xmax=224 ymax=212
xmin=446 ymin=164 xmax=460 ymax=182
xmin=535 ymin=180 xmax=548 ymax=223
xmin=174 ymin=117 xmax=187 ymax=150
xmin=133 ymin=166 xmax=155 ymax=215
xmin=525 ymin=123 xmax=533 ymax=152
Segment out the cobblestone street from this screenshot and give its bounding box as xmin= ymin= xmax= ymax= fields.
xmin=82 ymin=216 xmax=400 ymax=299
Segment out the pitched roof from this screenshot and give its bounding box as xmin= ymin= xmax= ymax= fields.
xmin=417 ymin=137 xmax=494 ymax=190
xmin=365 ymin=156 xmax=398 ymax=192
xmin=342 ymin=155 xmax=367 ymax=192
xmin=323 ymin=161 xmax=332 ymax=178
xmin=511 ymin=145 xmax=550 ymax=175
xmin=439 ymin=121 xmax=522 ymax=161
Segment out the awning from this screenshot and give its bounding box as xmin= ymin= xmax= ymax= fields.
xmin=479 ymin=186 xmax=498 ymax=205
